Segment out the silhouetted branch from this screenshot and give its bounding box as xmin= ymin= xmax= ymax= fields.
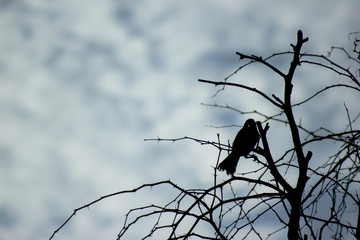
xmin=256 ymin=121 xmax=292 ymax=193
xmin=198 ymin=79 xmax=283 ymax=109
xmin=301 ymin=53 xmax=360 ymax=87
xmin=235 ymin=52 xmax=286 ymax=78
xmin=49 ymin=180 xmax=181 ymax=240
xmin=293 ymin=84 xmax=360 ymax=107
xmin=225 ymin=51 xmax=293 ymax=81
xmin=144 ymin=136 xmax=229 ymax=150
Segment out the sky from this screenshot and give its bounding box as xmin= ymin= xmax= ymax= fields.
xmin=0 ymin=1 xmax=359 ymax=239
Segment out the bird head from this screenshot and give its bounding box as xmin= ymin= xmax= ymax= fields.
xmin=244 ymin=118 xmax=256 ymax=129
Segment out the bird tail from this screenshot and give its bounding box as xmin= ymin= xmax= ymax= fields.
xmin=217 ymin=152 xmax=240 ymax=175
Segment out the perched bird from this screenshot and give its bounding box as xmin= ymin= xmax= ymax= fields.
xmin=218 ymin=118 xmax=259 ymax=175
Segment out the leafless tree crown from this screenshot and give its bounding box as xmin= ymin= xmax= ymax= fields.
xmin=50 ymin=30 xmax=360 ymax=240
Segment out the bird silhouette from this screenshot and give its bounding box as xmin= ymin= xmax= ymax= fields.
xmin=218 ymin=118 xmax=259 ymax=175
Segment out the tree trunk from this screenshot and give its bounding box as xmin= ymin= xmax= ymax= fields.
xmin=287 ymin=195 xmax=301 ymax=240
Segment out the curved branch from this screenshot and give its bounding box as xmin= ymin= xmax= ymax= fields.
xmin=49 ymin=180 xmax=200 ymax=240
xmin=301 ymin=54 xmax=360 ymax=87
xmin=236 ymin=52 xmax=286 ymax=78
xmin=198 ymin=79 xmax=283 ymax=109
xmin=293 ymin=84 xmax=360 ymax=107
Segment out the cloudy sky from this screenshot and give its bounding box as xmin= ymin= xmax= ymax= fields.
xmin=0 ymin=1 xmax=359 ymax=239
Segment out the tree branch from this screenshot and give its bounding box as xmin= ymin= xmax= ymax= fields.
xmin=198 ymin=79 xmax=284 ymax=109
xmin=236 ymin=52 xmax=287 ymax=78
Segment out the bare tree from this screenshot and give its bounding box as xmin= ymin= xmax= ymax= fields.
xmin=49 ymin=30 xmax=360 ymax=240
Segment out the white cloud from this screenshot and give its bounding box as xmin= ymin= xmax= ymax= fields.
xmin=0 ymin=0 xmax=359 ymax=239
